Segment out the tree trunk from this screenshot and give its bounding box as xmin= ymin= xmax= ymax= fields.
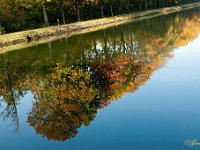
xmin=61 ymin=4 xmax=66 ymax=24
xmin=42 ymin=3 xmax=49 ymax=26
xmin=77 ymin=4 xmax=81 ymax=21
xmin=139 ymin=0 xmax=142 ymax=11
xmin=154 ymin=0 xmax=157 ymax=8
xmin=100 ymin=0 xmax=104 ymax=18
xmin=162 ymin=0 xmax=165 ymax=7
xmin=109 ymin=0 xmax=113 ymax=16
xmin=126 ymin=0 xmax=130 ymax=12
xmin=169 ymin=0 xmax=172 ymax=6
xmin=145 ymin=0 xmax=148 ymax=10
xmin=117 ymin=0 xmax=122 ymax=14
xmin=89 ymin=1 xmax=93 ymax=18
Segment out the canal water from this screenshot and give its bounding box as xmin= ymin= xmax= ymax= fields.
xmin=0 ymin=7 xmax=200 ymax=150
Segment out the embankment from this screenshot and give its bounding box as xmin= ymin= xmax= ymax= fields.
xmin=0 ymin=2 xmax=200 ymax=53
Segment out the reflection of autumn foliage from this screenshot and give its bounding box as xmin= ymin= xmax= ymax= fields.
xmin=49 ymin=64 xmax=97 ymax=103
xmin=28 ymin=100 xmax=99 ymax=141
xmin=91 ymin=42 xmax=166 ymax=102
xmin=0 ymin=65 xmax=28 ymax=103
xmin=1 ymin=9 xmax=200 ymax=142
xmin=0 ymin=63 xmax=29 ymax=132
xmin=29 ymin=112 xmax=78 ymax=141
xmin=92 ymin=55 xmax=134 ymax=101
xmin=174 ymin=16 xmax=200 ymax=47
xmin=27 ymin=50 xmax=166 ymax=141
xmin=27 ymin=65 xmax=99 ymax=141
xmin=30 ymin=64 xmax=97 ymax=104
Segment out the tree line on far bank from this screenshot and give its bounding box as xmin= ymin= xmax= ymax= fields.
xmin=0 ymin=0 xmax=199 ymax=34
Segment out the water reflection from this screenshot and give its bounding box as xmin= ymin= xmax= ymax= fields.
xmin=0 ymin=8 xmax=200 ymax=142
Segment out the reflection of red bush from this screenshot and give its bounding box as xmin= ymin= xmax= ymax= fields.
xmin=99 ymin=99 xmax=111 ymax=109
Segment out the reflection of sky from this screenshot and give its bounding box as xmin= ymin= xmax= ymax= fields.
xmin=0 ymin=34 xmax=200 ymax=150
xmin=78 ymin=34 xmax=200 ymax=150
xmin=151 ymin=34 xmax=200 ymax=82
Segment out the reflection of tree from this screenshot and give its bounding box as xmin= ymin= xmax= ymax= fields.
xmin=33 ymin=64 xmax=97 ymax=103
xmin=27 ymin=49 xmax=165 ymax=141
xmin=27 ymin=65 xmax=99 ymax=141
xmin=0 ymin=55 xmax=28 ymax=132
xmin=0 ymin=99 xmax=19 ymax=132
xmin=0 ymin=8 xmax=200 ymax=141
xmin=28 ymin=99 xmax=99 ymax=141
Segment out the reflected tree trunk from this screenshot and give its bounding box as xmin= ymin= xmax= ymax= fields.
xmin=93 ymin=33 xmax=97 ymax=52
xmin=130 ymin=33 xmax=134 ymax=51
xmin=3 ymin=56 xmax=20 ymax=133
xmin=64 ymin=38 xmax=69 ymax=64
xmin=92 ymin=33 xmax=98 ymax=60
xmin=12 ymin=101 xmax=19 ymax=133
xmin=48 ymin=42 xmax=53 ymax=63
xmin=120 ymin=27 xmax=126 ymax=54
xmin=103 ymin=30 xmax=109 ymax=60
xmin=79 ymin=35 xmax=85 ymax=64
xmin=112 ymin=27 xmax=116 ymax=52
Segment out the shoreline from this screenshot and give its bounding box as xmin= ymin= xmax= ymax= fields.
xmin=0 ymin=2 xmax=200 ymax=53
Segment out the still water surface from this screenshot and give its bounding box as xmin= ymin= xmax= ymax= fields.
xmin=0 ymin=7 xmax=200 ymax=150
